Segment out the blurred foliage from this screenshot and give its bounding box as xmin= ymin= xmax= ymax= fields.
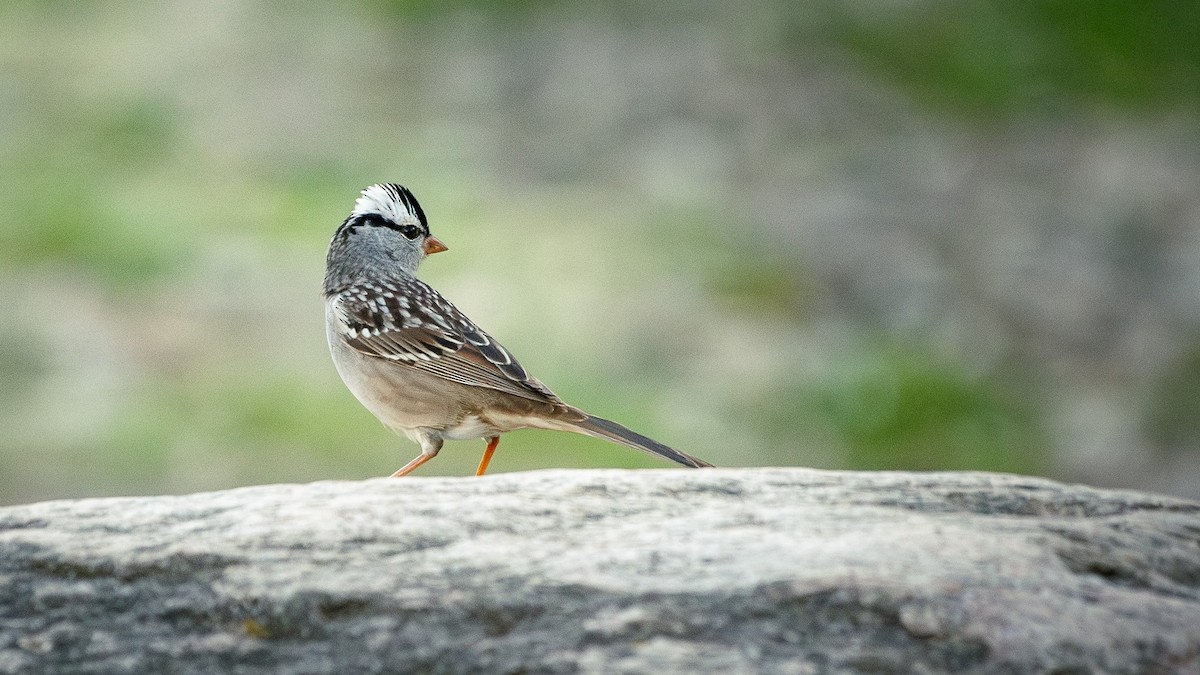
xmin=811 ymin=345 xmax=1044 ymax=474
xmin=1147 ymin=345 xmax=1200 ymax=454
xmin=0 ymin=0 xmax=1195 ymax=504
xmin=745 ymin=343 xmax=1046 ymax=475
xmin=822 ymin=0 xmax=1200 ymax=117
xmin=0 ymin=330 xmax=47 ymax=408
xmin=360 ymin=0 xmax=555 ymax=17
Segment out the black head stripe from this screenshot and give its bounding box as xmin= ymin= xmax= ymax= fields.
xmin=382 ymin=183 xmax=429 ymax=235
xmin=332 ymin=214 xmax=358 ymax=241
xmin=354 ymin=213 xmax=420 ymax=238
xmin=338 ymin=184 xmax=431 ymax=240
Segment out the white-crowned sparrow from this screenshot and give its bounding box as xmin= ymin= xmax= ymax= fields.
xmin=323 ymin=183 xmax=713 ymax=476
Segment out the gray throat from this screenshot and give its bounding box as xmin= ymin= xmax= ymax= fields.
xmin=323 ymin=227 xmax=423 ymax=296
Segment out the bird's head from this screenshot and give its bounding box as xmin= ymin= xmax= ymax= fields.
xmin=325 ymin=183 xmax=448 ymax=285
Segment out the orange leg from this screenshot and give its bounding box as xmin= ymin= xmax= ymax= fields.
xmin=391 ymin=453 xmax=435 ymax=477
xmin=475 ymin=436 xmax=500 ymax=476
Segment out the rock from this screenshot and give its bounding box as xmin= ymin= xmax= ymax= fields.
xmin=1 ymin=468 xmax=1198 ymax=674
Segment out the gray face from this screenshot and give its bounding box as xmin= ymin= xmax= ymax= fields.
xmin=323 ymin=184 xmax=447 ymax=293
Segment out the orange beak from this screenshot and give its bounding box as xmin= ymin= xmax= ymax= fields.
xmin=423 ymin=236 xmax=448 ymax=255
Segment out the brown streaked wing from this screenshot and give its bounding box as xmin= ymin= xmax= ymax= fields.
xmin=331 ymin=279 xmax=565 ymax=405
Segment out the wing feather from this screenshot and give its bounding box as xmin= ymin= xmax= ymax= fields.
xmin=330 ymin=277 xmax=564 ymax=405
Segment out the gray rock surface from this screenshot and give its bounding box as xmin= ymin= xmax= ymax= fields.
xmin=1 ymin=468 xmax=1198 ymax=674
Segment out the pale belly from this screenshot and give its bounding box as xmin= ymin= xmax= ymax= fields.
xmin=326 ymin=310 xmax=516 ymax=441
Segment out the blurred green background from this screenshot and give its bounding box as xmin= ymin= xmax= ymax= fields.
xmin=2 ymin=1 xmax=1199 ymax=505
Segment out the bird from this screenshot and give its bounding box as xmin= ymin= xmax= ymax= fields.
xmin=323 ymin=183 xmax=713 ymax=477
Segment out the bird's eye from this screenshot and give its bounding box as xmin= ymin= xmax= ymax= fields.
xmin=399 ymin=225 xmax=421 ymax=240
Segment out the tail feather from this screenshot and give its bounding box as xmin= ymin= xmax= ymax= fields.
xmin=569 ymin=415 xmax=713 ymax=468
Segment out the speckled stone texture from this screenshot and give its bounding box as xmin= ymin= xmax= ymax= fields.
xmin=1 ymin=469 xmax=1198 ymax=674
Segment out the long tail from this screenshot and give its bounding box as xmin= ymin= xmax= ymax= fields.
xmin=568 ymin=415 xmax=713 ymax=468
